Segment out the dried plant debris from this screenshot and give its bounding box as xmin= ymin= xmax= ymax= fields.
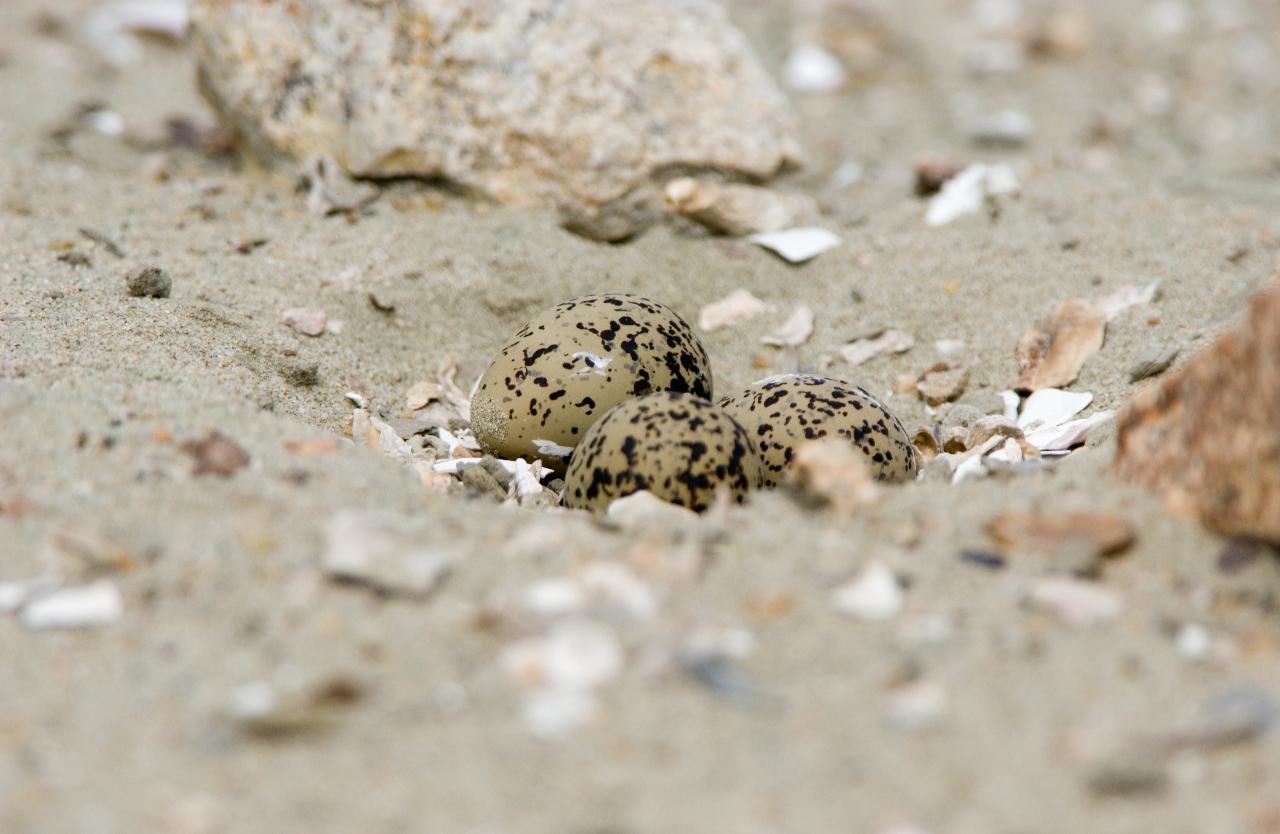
xmin=838 ymin=329 xmax=915 ymax=367
xmin=663 ymin=178 xmax=815 ymax=237
xmin=1014 ymin=299 xmax=1106 ymax=392
xmin=761 ymin=305 xmax=815 ymax=347
xmin=1116 ymin=282 xmax=1280 ymax=543
xmin=747 ymin=227 xmax=841 ymax=263
xmin=699 ymin=289 xmax=772 ymax=331
xmin=179 ymin=431 xmax=249 ymax=477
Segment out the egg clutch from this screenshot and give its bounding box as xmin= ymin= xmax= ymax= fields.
xmin=469 ymin=294 xmax=917 ymax=512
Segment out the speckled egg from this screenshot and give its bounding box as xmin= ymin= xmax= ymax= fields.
xmin=718 ymin=374 xmax=917 ymax=487
xmin=469 ymin=294 xmax=713 ymax=470
xmin=562 ymin=392 xmax=764 ymax=512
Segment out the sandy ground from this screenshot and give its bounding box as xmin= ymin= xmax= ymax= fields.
xmin=2 ymin=1 xmax=1280 ymax=833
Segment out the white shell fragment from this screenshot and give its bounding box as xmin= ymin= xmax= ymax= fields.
xmin=831 ymin=561 xmax=904 ymax=622
xmin=1097 ymin=279 xmax=1162 ymax=321
xmin=884 ymin=680 xmax=950 ymax=731
xmin=840 ymin=329 xmax=915 ymax=367
xmin=502 ymin=618 xmax=624 ymax=738
xmin=1026 ymin=577 xmax=1122 ymax=627
xmin=783 ymin=44 xmax=847 ymax=92
xmin=323 ymin=511 xmax=456 ymax=596
xmin=305 ymin=155 xmax=379 ymax=216
xmin=85 ymin=0 xmax=189 ymax=65
xmin=699 ymin=289 xmax=772 ymax=331
xmin=509 ymin=459 xmax=547 ymax=505
xmin=968 ymin=109 xmax=1034 ymax=146
xmin=761 ymin=305 xmax=815 ymax=347
xmin=1016 ymin=388 xmax=1093 ymax=431
xmin=925 ymin=163 xmax=1020 ymax=226
xmin=1024 ymin=410 xmax=1115 ymax=453
xmin=748 ymin=227 xmax=841 ymax=263
xmin=20 ymin=580 xmax=123 ymax=630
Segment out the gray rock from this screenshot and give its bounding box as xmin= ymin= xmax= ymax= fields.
xmin=192 ymin=0 xmax=801 ymax=222
xmin=125 ymin=265 xmax=171 ymax=298
xmin=1128 ymin=345 xmax=1179 ymax=382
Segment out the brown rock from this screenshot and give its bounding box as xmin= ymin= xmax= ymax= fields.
xmin=180 ymin=431 xmax=250 ymax=477
xmin=1014 ymin=299 xmax=1106 ymax=392
xmin=1115 ymin=282 xmax=1280 ymax=543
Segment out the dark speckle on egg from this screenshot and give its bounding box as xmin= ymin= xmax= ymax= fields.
xmin=562 ymin=392 xmax=764 ymax=512
xmin=470 ymin=294 xmax=712 ymax=471
xmin=719 ymin=374 xmax=917 ymax=487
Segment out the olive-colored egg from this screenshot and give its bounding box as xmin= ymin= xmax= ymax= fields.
xmin=562 ymin=392 xmax=764 ymax=512
xmin=470 ymin=294 xmax=713 ymax=470
xmin=718 ymin=374 xmax=917 ymax=487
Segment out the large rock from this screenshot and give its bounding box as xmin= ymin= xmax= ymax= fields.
xmin=1114 ymin=281 xmax=1280 ymax=543
xmin=191 ymin=0 xmax=801 ymax=228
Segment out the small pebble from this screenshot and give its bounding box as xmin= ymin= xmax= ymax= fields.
xmin=279 ymin=362 xmax=319 ymax=387
xmin=125 ymin=265 xmax=171 ymax=298
xmin=1128 ymin=346 xmax=1179 ymax=382
xmin=832 ymin=561 xmax=904 ymax=622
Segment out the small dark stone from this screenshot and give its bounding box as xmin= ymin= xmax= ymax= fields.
xmin=125 ymin=265 xmax=171 ymax=298
xmin=960 ymin=550 xmax=1006 ymax=570
xmin=57 ymin=251 xmax=91 ymax=268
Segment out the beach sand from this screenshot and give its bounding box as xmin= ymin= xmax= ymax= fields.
xmin=2 ymin=1 xmax=1279 ymax=832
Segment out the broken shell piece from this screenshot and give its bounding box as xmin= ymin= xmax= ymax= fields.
xmin=1017 ymin=388 xmax=1093 ymax=431
xmin=966 ymin=415 xmax=1025 ymax=449
xmin=832 ymin=561 xmax=904 ymax=622
xmin=786 ymin=438 xmax=880 ymax=517
xmin=85 ymin=0 xmax=189 ymax=65
xmin=280 ymin=307 xmax=327 ymax=337
xmin=925 ymin=163 xmax=1020 ymax=226
xmin=916 ymin=362 xmax=970 ymax=406
xmin=1097 ymin=279 xmax=1161 ymax=321
xmin=502 ymin=619 xmax=623 ymax=692
xmin=1015 ymin=299 xmax=1106 ymax=392
xmin=304 ymin=155 xmax=378 ymax=216
xmin=761 ymin=305 xmax=815 ymax=347
xmin=1025 ymin=577 xmax=1122 ymax=627
xmin=748 ymin=227 xmax=841 ymax=264
xmin=405 ymin=380 xmax=445 ymax=411
xmin=698 ymin=289 xmax=772 ymax=331
xmin=323 ymin=510 xmax=456 ymax=596
xmin=885 ymin=680 xmax=950 ymax=731
xmin=664 ymin=178 xmax=815 ymax=237
xmin=20 ymin=580 xmax=123 ymax=630
xmin=783 ymin=44 xmax=847 ymax=92
xmin=968 ymin=110 xmax=1034 ymax=147
xmin=988 ymin=510 xmax=1136 ymax=558
xmin=1025 ymin=410 xmax=1114 ymax=453
xmin=840 ymin=329 xmax=915 ymax=367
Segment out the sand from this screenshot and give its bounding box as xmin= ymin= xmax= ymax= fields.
xmin=2 ymin=1 xmax=1279 ymax=832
